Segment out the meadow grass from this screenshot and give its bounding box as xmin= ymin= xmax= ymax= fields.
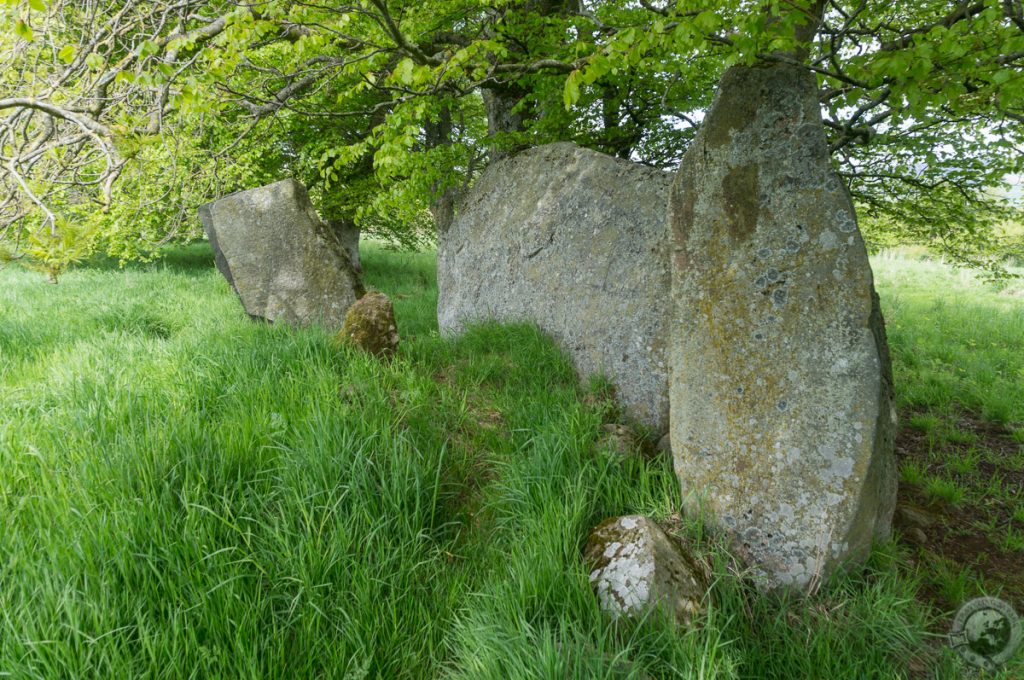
xmin=0 ymin=243 xmax=1020 ymax=678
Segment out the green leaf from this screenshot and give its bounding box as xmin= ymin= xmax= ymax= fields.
xmin=85 ymin=52 xmax=104 ymax=70
xmin=57 ymin=44 xmax=76 ymax=63
xmin=562 ymin=70 xmax=580 ymax=109
xmin=28 ymin=0 xmax=45 ymax=10
xmin=694 ymin=10 xmax=720 ymax=33
xmin=992 ymin=69 xmax=1013 ymax=85
xmin=394 ymin=57 xmax=415 ymax=85
xmin=14 ymin=19 xmax=33 ymax=42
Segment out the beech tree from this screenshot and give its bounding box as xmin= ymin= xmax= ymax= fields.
xmin=1 ymin=0 xmax=1022 ymax=278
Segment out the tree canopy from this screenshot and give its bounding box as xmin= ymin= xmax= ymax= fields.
xmin=1 ymin=0 xmax=1022 ymax=279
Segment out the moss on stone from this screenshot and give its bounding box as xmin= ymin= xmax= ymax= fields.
xmin=338 ymin=291 xmax=399 ymax=358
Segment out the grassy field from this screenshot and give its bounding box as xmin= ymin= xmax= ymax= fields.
xmin=0 ymin=243 xmax=1021 ymax=678
xmin=872 ymin=254 xmax=1024 ymax=623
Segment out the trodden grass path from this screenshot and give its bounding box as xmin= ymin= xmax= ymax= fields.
xmin=0 ymin=243 xmax=1020 ymax=678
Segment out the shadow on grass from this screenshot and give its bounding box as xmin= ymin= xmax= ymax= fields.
xmin=79 ymin=242 xmax=216 ymax=275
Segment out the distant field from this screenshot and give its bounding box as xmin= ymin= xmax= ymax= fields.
xmin=0 ymin=243 xmax=1020 ymax=678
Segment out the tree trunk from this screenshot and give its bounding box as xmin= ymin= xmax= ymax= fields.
xmin=328 ymin=218 xmax=362 ymax=274
xmin=424 ymin=104 xmax=459 ymax=233
xmin=481 ymin=82 xmax=529 ymax=162
xmin=765 ymin=0 xmax=826 ymax=60
xmin=479 ymin=0 xmax=576 ymax=160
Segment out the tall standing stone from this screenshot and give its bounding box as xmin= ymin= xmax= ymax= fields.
xmin=439 ymin=142 xmax=673 ymax=434
xmin=199 ymin=179 xmax=363 ymax=328
xmin=669 ymin=64 xmax=897 ymax=590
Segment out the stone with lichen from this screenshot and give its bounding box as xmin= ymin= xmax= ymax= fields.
xmin=438 ymin=142 xmax=673 ymax=435
xmin=339 ymin=291 xmax=399 ymax=358
xmin=583 ymin=515 xmax=706 ymax=625
xmin=668 ymin=63 xmax=897 ymax=592
xmin=198 ymin=179 xmax=362 ymax=328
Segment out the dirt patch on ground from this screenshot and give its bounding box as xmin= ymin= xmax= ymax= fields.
xmin=894 ymin=486 xmax=1024 ymax=612
xmin=955 ymin=412 xmax=1024 ymax=461
xmin=894 ymin=407 xmax=1024 ymax=613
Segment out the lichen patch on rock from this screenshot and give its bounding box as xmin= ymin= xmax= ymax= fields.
xmin=583 ymin=515 xmax=706 ymax=624
xmin=339 ymin=291 xmax=399 ymax=358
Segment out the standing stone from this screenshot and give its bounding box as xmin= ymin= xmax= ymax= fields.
xmin=199 ymin=179 xmax=362 ymax=328
xmin=329 ymin=218 xmax=362 ymax=274
xmin=438 ymin=142 xmax=672 ymax=434
xmin=668 ymin=64 xmax=897 ymax=591
xmin=584 ymin=515 xmax=706 ymax=625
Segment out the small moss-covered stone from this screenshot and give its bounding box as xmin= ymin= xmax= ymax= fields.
xmin=339 ymin=292 xmax=399 ymax=358
xmin=597 ymin=423 xmax=638 ymax=458
xmin=655 ymin=433 xmax=672 ymax=456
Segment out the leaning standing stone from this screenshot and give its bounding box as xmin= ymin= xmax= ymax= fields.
xmin=198 ymin=179 xmax=362 ymax=328
xmin=584 ymin=515 xmax=706 ymax=625
xmin=668 ymin=64 xmax=897 ymax=591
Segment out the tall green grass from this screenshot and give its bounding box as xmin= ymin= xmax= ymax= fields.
xmin=873 ymin=252 xmax=1024 ymax=425
xmin=0 ymin=244 xmax=1018 ymax=678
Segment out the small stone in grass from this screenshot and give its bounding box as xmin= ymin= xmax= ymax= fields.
xmin=597 ymin=423 xmax=639 ymax=458
xmin=584 ymin=515 xmax=706 ymax=625
xmin=339 ymin=292 xmax=399 ymax=358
